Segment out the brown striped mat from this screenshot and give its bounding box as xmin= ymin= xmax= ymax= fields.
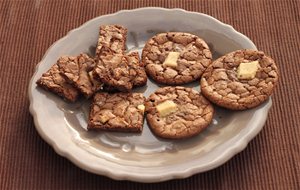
xmin=0 ymin=0 xmax=299 ymax=189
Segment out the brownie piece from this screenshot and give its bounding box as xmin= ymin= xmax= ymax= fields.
xmin=94 ymin=50 xmax=147 ymax=92
xmin=96 ymin=25 xmax=127 ymax=57
xmin=88 ymin=92 xmax=146 ymax=132
xmin=36 ymin=64 xmax=80 ymax=102
xmin=57 ymin=54 xmax=102 ymax=98
xmin=127 ymin=51 xmax=148 ymax=87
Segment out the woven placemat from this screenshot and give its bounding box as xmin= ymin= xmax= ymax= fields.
xmin=0 ymin=0 xmax=299 ymax=189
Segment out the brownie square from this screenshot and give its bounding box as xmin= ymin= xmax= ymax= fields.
xmin=57 ymin=54 xmax=102 ymax=98
xmin=36 ymin=63 xmax=80 ymax=102
xmin=88 ymin=92 xmax=145 ymax=132
xmin=96 ymin=25 xmax=127 ymax=57
xmin=94 ymin=51 xmax=147 ymax=92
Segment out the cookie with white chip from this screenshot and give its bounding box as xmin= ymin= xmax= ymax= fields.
xmin=142 ymin=32 xmax=212 ymax=85
xmin=200 ymin=49 xmax=279 ymax=110
xmin=145 ymin=86 xmax=214 ymax=139
xmin=88 ymin=92 xmax=146 ymax=132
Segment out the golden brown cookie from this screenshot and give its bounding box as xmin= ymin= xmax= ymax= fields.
xmin=200 ymin=49 xmax=279 ymax=110
xmin=145 ymin=86 xmax=214 ymax=139
xmin=142 ymin=32 xmax=212 ymax=85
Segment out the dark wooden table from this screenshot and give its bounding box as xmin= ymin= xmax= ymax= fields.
xmin=1 ymin=0 xmax=299 ymax=189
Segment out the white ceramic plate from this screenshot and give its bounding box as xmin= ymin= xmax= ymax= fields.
xmin=28 ymin=7 xmax=272 ymax=182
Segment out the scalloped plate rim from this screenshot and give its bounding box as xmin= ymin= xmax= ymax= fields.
xmin=28 ymin=7 xmax=271 ymax=182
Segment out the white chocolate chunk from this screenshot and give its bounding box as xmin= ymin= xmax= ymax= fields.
xmin=99 ymin=115 xmax=110 ymax=123
xmin=88 ymin=71 xmax=94 ymax=79
xmin=237 ymin=61 xmax=259 ymax=80
xmin=137 ymin=104 xmax=145 ymax=112
xmin=156 ymin=100 xmax=178 ymax=117
xmin=163 ymin=52 xmax=180 ymax=68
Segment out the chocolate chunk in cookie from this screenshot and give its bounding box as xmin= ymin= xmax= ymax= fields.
xmin=145 ymin=86 xmax=214 ymax=139
xmin=142 ymin=32 xmax=212 ymax=85
xmin=94 ymin=50 xmax=147 ymax=92
xmin=96 ymin=25 xmax=127 ymax=57
xmin=57 ymin=54 xmax=102 ymax=98
xmin=36 ymin=63 xmax=80 ymax=102
xmin=200 ymin=49 xmax=279 ymax=110
xmin=88 ymin=92 xmax=146 ymax=132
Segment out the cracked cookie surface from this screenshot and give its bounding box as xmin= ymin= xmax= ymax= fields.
xmin=36 ymin=63 xmax=80 ymax=102
xmin=96 ymin=25 xmax=127 ymax=57
xmin=145 ymin=86 xmax=214 ymax=139
xmin=58 ymin=54 xmax=102 ymax=98
xmin=88 ymin=92 xmax=145 ymax=132
xmin=200 ymin=49 xmax=279 ymax=110
xmin=94 ymin=51 xmax=147 ymax=92
xmin=142 ymin=32 xmax=212 ymax=85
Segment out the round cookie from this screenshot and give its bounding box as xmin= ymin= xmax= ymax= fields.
xmin=200 ymin=49 xmax=279 ymax=110
xmin=142 ymin=32 xmax=212 ymax=85
xmin=145 ymin=86 xmax=214 ymax=139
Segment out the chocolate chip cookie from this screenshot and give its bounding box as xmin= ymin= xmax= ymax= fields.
xmin=200 ymin=49 xmax=279 ymax=110
xmin=142 ymin=32 xmax=212 ymax=85
xmin=88 ymin=92 xmax=146 ymax=132
xmin=57 ymin=53 xmax=102 ymax=98
xmin=145 ymin=86 xmax=214 ymax=139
